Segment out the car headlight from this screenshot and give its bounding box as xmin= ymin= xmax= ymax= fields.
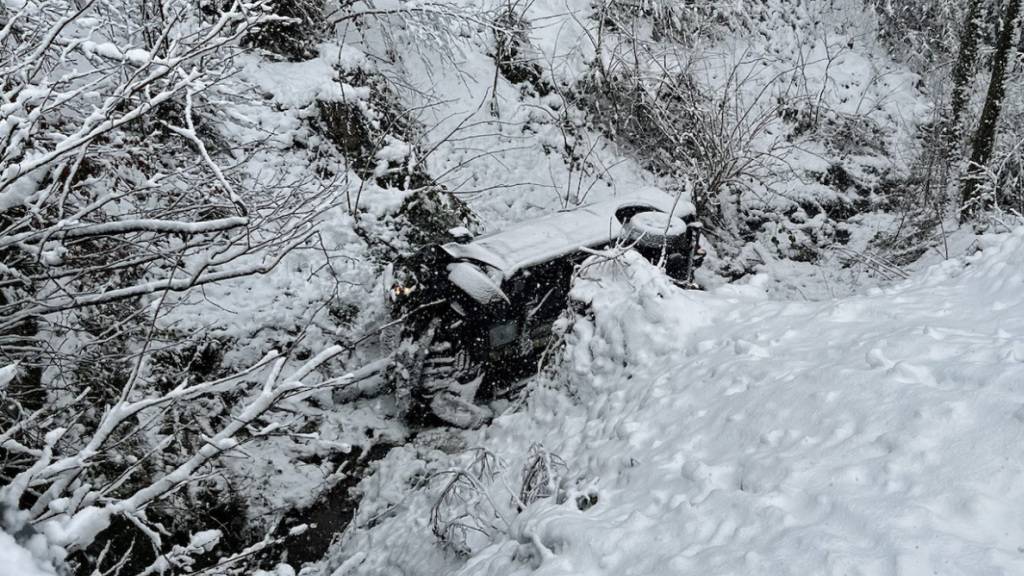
xmin=390 ymin=283 xmax=417 ymax=301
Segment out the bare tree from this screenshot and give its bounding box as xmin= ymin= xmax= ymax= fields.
xmin=0 ymin=0 xmax=339 ymax=382
xmin=961 ymin=0 xmax=1024 ymax=219
xmin=0 ymin=346 xmax=359 ymax=574
xmin=0 ymin=1 xmax=348 ymax=572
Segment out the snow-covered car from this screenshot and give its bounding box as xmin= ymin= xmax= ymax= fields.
xmin=385 ymin=188 xmax=705 ymax=428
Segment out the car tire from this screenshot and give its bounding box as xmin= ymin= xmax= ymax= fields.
xmin=388 ymin=318 xmax=490 ymax=428
xmin=429 ymin=390 xmax=492 ymax=429
xmin=621 ymin=210 xmax=688 ymax=250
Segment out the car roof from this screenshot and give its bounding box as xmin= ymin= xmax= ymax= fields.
xmin=441 ymin=188 xmax=694 ymax=278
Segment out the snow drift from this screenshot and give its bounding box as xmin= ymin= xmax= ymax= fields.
xmin=330 ymin=227 xmax=1024 ymax=575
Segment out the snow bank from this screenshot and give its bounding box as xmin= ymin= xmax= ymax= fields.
xmin=330 ymin=228 xmax=1024 ymax=575
xmin=241 ymin=45 xmax=370 ymax=108
xmin=0 ymin=531 xmax=59 ymax=576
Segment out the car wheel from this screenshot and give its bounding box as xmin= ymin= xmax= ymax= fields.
xmin=388 ymin=318 xmax=441 ymax=418
xmin=388 ymin=319 xmax=490 ymax=428
xmin=429 ymin=390 xmax=492 ymax=429
xmin=621 ymin=210 xmax=688 ymax=250
xmin=420 ymin=345 xmax=491 ymax=428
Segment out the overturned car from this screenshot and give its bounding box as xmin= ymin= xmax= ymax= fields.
xmin=384 ymin=188 xmax=705 ymax=428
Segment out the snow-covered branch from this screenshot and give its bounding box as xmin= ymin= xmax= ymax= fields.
xmin=1 ymin=344 xmax=349 ymax=563
xmin=0 ymin=5 xmax=346 ymax=571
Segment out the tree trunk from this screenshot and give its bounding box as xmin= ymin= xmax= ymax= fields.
xmin=946 ymin=0 xmax=983 ymax=157
xmin=961 ymin=0 xmax=1024 ymax=220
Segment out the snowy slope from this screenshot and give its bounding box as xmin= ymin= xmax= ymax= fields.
xmin=329 ymin=227 xmax=1024 ymax=575
xmin=369 ymin=0 xmax=662 ymax=223
xmin=360 ymin=0 xmax=937 ymax=300
xmin=83 ymin=0 xmax=951 ymax=566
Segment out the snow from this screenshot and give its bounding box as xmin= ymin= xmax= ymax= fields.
xmin=0 ymin=531 xmax=58 ymax=576
xmin=622 ymin=211 xmax=690 ymax=249
xmin=12 ymin=0 xmax=989 ymax=570
xmin=241 ymin=53 xmax=370 ymax=108
xmin=373 ymin=137 xmax=413 ymax=177
xmin=41 ymin=506 xmax=111 ymax=549
xmin=58 ymin=217 xmax=248 ymax=238
xmin=442 ymin=189 xmax=694 ymax=276
xmin=188 ymin=529 xmax=221 ymax=552
xmin=447 ymin=261 xmax=508 ymax=306
xmin=625 ymin=211 xmax=688 ymax=238
xmin=328 ymin=227 xmax=1024 ymax=575
xmin=254 ymin=564 xmax=297 ymax=576
xmin=0 ymin=363 xmax=16 ymax=390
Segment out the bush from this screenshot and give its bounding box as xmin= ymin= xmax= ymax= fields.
xmin=241 ymin=0 xmax=326 ymax=61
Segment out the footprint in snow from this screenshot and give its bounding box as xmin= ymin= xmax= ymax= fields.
xmin=865 ymin=347 xmax=894 ymax=369
xmin=888 ymin=361 xmax=940 ymax=388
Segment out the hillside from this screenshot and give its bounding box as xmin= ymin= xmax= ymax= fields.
xmin=328 ymin=218 xmax=1024 ymax=576
xmin=3 ymin=0 xmax=1023 ymax=574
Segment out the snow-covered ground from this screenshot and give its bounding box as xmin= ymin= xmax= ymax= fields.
xmin=327 ymin=226 xmax=1024 ymax=575
xmin=147 ymin=0 xmax=974 ymax=570
xmin=6 ymin=0 xmax=1018 ymax=573
xmin=0 ymin=530 xmax=58 ymax=576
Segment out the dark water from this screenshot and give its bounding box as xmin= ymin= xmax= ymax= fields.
xmin=271 ymin=443 xmax=395 ymax=567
